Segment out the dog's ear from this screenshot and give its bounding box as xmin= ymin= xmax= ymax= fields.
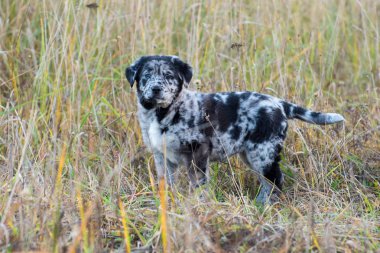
xmin=172 ymin=57 xmax=193 ymax=87
xmin=125 ymin=56 xmax=146 ymax=87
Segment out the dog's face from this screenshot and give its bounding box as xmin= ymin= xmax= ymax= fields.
xmin=126 ymin=56 xmax=193 ymax=109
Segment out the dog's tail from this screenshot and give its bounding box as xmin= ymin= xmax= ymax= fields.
xmin=280 ymin=101 xmax=344 ymax=125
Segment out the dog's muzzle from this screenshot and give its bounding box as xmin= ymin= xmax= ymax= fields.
xmin=151 ymin=86 xmax=162 ymax=97
xmin=144 ymin=84 xmax=163 ymax=100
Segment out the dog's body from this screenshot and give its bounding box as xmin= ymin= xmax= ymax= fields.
xmin=126 ymin=55 xmax=344 ymax=203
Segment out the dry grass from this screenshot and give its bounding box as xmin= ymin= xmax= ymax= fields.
xmin=0 ymin=0 xmax=379 ymax=252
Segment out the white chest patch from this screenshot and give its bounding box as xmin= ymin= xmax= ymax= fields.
xmin=148 ymin=119 xmax=163 ymax=151
xmin=147 ymin=119 xmax=179 ymax=163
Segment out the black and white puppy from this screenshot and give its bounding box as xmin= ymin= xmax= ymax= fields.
xmin=126 ymin=55 xmax=344 ymax=203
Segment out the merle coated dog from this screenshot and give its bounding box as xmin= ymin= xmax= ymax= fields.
xmin=126 ymin=55 xmax=344 ymax=203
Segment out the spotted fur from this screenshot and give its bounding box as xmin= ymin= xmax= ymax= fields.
xmin=126 ymin=55 xmax=344 ymax=203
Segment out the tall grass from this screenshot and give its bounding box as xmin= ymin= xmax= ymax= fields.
xmin=0 ymin=0 xmax=379 ymax=251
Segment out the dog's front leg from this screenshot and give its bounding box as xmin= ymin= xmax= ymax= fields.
xmin=153 ymin=152 xmax=176 ymax=187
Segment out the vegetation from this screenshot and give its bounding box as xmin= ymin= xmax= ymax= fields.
xmin=0 ymin=0 xmax=379 ymax=252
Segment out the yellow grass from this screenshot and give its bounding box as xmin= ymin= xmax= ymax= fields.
xmin=54 ymin=145 xmax=66 ymax=193
xmin=159 ymin=177 xmax=169 ymax=253
xmin=118 ymin=197 xmax=131 ymax=253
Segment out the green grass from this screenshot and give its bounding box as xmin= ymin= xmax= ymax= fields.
xmin=0 ymin=0 xmax=379 ymax=252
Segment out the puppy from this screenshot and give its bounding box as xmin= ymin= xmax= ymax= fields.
xmin=126 ymin=55 xmax=344 ymax=203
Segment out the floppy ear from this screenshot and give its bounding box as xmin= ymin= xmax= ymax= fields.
xmin=172 ymin=57 xmax=193 ymax=87
xmin=125 ymin=56 xmax=146 ymax=87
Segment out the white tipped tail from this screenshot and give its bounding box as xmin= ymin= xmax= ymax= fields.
xmin=281 ymin=101 xmax=345 ymax=125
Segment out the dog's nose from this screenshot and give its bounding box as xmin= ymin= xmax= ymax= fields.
xmin=152 ymin=86 xmax=161 ymax=95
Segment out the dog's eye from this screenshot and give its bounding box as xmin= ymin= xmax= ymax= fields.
xmin=145 ymin=74 xmax=151 ymax=79
xmin=165 ymin=74 xmax=174 ymax=79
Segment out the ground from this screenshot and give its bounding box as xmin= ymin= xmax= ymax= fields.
xmin=0 ymin=0 xmax=379 ymax=252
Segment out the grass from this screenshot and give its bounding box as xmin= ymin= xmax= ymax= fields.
xmin=0 ymin=0 xmax=379 ymax=252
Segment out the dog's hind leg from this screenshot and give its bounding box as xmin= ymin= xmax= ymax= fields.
xmin=242 ymin=141 xmax=284 ymax=204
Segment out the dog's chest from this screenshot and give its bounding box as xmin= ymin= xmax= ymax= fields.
xmin=148 ymin=119 xmax=163 ymax=151
xmin=147 ymin=119 xmax=180 ymax=160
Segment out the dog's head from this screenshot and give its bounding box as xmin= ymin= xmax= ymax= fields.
xmin=126 ymin=55 xmax=192 ymax=109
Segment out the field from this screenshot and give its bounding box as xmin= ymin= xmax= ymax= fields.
xmin=0 ymin=0 xmax=379 ymax=252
